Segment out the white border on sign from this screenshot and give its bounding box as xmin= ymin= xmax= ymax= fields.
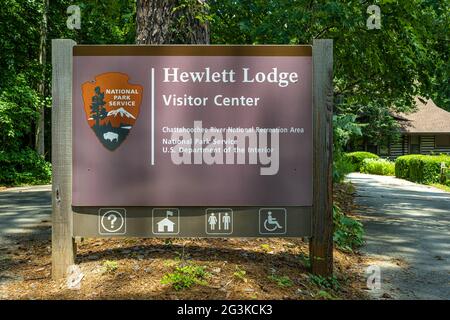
xmin=205 ymin=208 xmax=234 ymax=235
xmin=98 ymin=208 xmax=126 ymax=235
xmin=258 ymin=208 xmax=287 ymax=235
xmin=151 ymin=67 xmax=155 ymax=166
xmin=152 ymin=208 xmax=180 ymax=235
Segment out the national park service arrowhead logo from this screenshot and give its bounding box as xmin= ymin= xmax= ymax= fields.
xmin=81 ymin=72 xmax=143 ymax=151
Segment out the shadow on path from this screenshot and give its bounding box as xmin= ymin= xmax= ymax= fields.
xmin=0 ymin=185 xmax=51 ymax=238
xmin=347 ymin=173 xmax=450 ymax=300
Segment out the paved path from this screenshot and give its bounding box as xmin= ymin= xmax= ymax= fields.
xmin=0 ymin=185 xmax=51 ymax=239
xmin=347 ymin=173 xmax=450 ymax=300
xmin=0 ymin=185 xmax=51 ymax=284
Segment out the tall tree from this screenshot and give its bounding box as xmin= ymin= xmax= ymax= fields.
xmin=136 ymin=0 xmax=210 ymax=44
xmin=36 ymin=0 xmax=49 ymax=156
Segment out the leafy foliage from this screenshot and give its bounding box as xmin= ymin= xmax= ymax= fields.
xmin=0 ymin=148 xmax=51 ymax=186
xmin=102 ymin=260 xmax=119 ymax=273
xmin=161 ymin=265 xmax=209 ymax=290
xmin=0 ymin=75 xmax=43 ymax=151
xmin=210 ymin=0 xmax=449 ymax=140
xmin=316 ymin=290 xmax=337 ymax=300
xmin=48 ymin=0 xmax=136 ymax=44
xmin=0 ymin=0 xmax=136 ymax=186
xmin=333 ymin=114 xmax=362 ymax=182
xmin=0 ymin=79 xmax=50 ymax=185
xmin=360 ymin=158 xmax=395 ymax=176
xmin=333 ymin=204 xmax=364 ymax=252
xmin=267 ymin=274 xmax=293 ymax=288
xmin=308 ymin=274 xmax=340 ymax=291
xmin=333 ymin=156 xmax=355 ymax=183
xmin=297 ymin=253 xmax=311 ymax=269
xmin=1 ymin=1 xmax=448 ymax=186
xmin=170 ymin=0 xmax=213 ymax=43
xmin=233 ymin=266 xmax=248 ymax=282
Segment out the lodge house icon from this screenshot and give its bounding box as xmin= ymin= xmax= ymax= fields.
xmin=156 ymin=210 xmax=176 ymax=233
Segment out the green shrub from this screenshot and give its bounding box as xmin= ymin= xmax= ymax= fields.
xmin=333 ymin=155 xmax=355 ymax=183
xmin=345 ymin=152 xmax=379 ymax=171
xmin=0 ymin=148 xmax=51 ymax=186
xmin=395 ymin=154 xmax=450 ymax=184
xmin=360 ymin=158 xmax=395 ymax=176
xmin=333 ymin=204 xmax=364 ymax=252
xmin=161 ymin=265 xmax=209 ymax=290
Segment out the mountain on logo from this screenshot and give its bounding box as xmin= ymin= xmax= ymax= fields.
xmin=108 ymin=107 xmax=136 ymax=119
xmin=81 ymin=72 xmax=143 ymax=151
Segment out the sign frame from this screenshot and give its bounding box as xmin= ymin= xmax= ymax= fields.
xmin=51 ymin=39 xmax=333 ymax=279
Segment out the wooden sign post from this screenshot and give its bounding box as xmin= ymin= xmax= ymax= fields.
xmin=51 ymin=39 xmax=333 ymax=279
xmin=51 ymin=39 xmax=77 ymax=279
xmin=310 ymin=39 xmax=334 ymax=276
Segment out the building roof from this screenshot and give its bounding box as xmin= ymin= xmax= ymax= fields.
xmin=157 ymin=218 xmax=175 ymax=226
xmin=395 ymin=97 xmax=450 ymax=134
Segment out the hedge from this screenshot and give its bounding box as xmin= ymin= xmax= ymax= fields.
xmin=395 ymin=154 xmax=450 ymax=184
xmin=360 ymin=158 xmax=395 ymax=176
xmin=344 ymin=151 xmax=379 ymax=171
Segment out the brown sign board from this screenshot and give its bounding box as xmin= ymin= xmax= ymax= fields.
xmin=72 ymin=45 xmax=313 ymax=237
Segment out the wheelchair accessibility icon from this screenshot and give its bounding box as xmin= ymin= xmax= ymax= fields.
xmin=259 ymin=208 xmax=286 ymax=235
xmin=264 ymin=212 xmax=283 ymax=231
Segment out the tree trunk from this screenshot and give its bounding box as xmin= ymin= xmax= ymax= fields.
xmin=36 ymin=0 xmax=48 ymax=156
xmin=136 ymin=0 xmax=209 ymax=44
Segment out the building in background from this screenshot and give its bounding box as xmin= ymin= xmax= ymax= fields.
xmin=382 ymin=97 xmax=450 ymax=157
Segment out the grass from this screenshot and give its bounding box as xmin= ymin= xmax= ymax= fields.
xmin=430 ymin=183 xmax=450 ymax=193
xmin=161 ymin=264 xmax=209 ymax=290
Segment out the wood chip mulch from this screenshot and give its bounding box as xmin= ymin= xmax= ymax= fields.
xmin=0 ymin=182 xmax=369 ymax=300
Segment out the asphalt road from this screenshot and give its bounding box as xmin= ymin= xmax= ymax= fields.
xmin=347 ymin=173 xmax=450 ymax=300
xmin=0 ymin=185 xmax=51 ymax=240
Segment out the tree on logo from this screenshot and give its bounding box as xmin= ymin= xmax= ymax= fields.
xmin=90 ymin=86 xmax=108 ymax=128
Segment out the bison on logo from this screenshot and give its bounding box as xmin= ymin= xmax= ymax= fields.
xmin=81 ymin=72 xmax=143 ymax=151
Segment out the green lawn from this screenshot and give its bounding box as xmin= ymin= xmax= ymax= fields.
xmin=430 ymin=183 xmax=450 ymax=193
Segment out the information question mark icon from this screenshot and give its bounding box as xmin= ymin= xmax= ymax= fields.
xmin=108 ymin=214 xmax=118 ymax=229
xmin=100 ymin=209 xmax=125 ymax=234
